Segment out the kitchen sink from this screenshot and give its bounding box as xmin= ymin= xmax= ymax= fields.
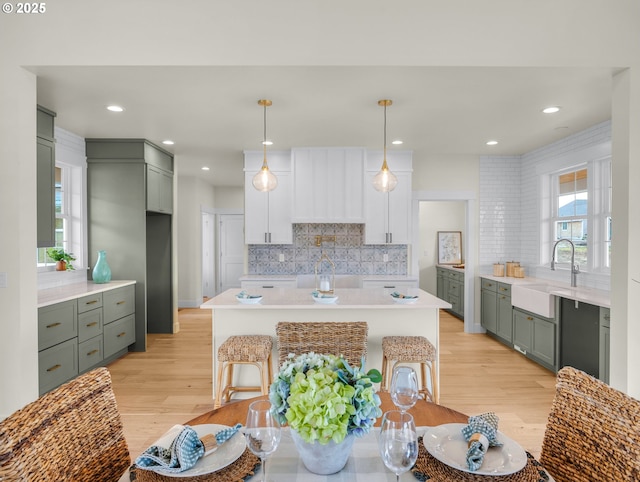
xmin=511 ymin=283 xmax=557 ymax=318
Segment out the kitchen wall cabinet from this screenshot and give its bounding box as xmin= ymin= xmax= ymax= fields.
xmin=599 ymin=307 xmax=610 ymax=384
xmin=244 ymin=151 xmax=292 ymax=245
xmin=437 ymin=268 xmax=464 ymax=319
xmin=292 ymin=148 xmax=365 ymax=223
xmin=364 ymin=151 xmax=412 ymax=245
xmin=36 ymin=105 xmax=56 ymax=248
xmin=38 ymin=284 xmax=135 ymax=394
xmin=513 ymin=307 xmax=557 ymax=371
xmin=86 ymin=139 xmax=174 ymax=344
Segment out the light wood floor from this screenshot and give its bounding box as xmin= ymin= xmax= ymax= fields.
xmin=108 ymin=309 xmax=557 ymax=459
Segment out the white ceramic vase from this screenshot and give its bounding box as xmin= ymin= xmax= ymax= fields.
xmin=290 ymin=430 xmax=355 ymax=475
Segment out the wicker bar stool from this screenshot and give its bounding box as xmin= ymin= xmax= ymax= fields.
xmin=214 ymin=335 xmax=273 ymax=409
xmin=381 ymin=335 xmax=438 ymax=404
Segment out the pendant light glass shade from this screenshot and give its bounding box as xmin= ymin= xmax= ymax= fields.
xmin=373 ymin=99 xmax=398 ymax=192
xmin=252 ymin=99 xmax=278 ymax=192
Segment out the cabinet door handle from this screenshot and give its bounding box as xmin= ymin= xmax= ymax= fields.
xmin=268 ymin=233 xmax=272 ymax=243
xmin=116 ymin=300 xmax=126 ymax=305
xmin=262 ymin=285 xmax=274 ymax=288
xmin=117 ymin=332 xmax=127 ymax=338
xmin=527 ymin=316 xmax=534 ymax=321
xmin=389 ymin=233 xmax=393 ymax=243
xmin=86 ymin=322 xmax=98 ymax=327
xmin=46 ymin=322 xmax=61 ymax=329
xmin=85 ymin=300 xmax=98 ymax=305
xmin=384 ymin=285 xmax=396 ymax=289
xmin=487 ymin=283 xmax=493 ymax=287
xmin=87 ymin=349 xmax=99 ymax=356
xmin=46 ymin=364 xmax=61 ymax=372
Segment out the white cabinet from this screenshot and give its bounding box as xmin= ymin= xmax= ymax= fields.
xmin=364 ymin=151 xmax=412 ymax=244
xmin=292 ymin=148 xmax=365 ymax=223
xmin=244 ymin=151 xmax=293 ymax=245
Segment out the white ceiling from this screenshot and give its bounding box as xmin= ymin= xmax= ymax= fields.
xmin=32 ymin=66 xmax=613 ymax=187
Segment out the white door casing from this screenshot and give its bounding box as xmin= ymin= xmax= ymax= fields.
xmin=218 ymin=214 xmax=245 ymax=293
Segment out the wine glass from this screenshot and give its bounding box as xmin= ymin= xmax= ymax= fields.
xmin=244 ymin=400 xmax=281 ymax=482
xmin=378 ymin=410 xmax=419 ymax=481
xmin=390 ymin=366 xmax=419 ymax=413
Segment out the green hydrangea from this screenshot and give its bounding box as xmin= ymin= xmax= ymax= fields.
xmin=269 ymin=353 xmax=382 ymax=445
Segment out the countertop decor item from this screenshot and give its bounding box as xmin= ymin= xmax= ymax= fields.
xmin=269 ymin=352 xmax=382 ymax=474
xmin=314 ymin=251 xmax=335 ymax=294
xmin=252 ymin=99 xmax=278 ymax=192
xmin=438 ymin=231 xmax=462 ymax=265
xmin=92 ymin=250 xmax=112 ymax=284
xmin=46 ymin=247 xmax=76 ymax=271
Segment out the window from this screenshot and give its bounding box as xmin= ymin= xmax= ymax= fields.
xmin=37 ymin=166 xmax=70 ymax=266
xmin=548 ymin=157 xmax=611 ymax=274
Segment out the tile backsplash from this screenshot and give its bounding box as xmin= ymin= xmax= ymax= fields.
xmin=248 ymin=224 xmax=408 ymax=275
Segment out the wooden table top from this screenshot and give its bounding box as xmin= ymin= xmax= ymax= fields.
xmin=188 ymin=392 xmax=468 ymax=427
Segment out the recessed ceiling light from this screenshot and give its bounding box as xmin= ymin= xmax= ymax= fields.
xmin=162 ymin=140 xmax=175 ymax=145
xmin=542 ymin=106 xmax=561 ymax=114
xmin=201 ymin=166 xmax=210 ymax=171
xmin=106 ymin=105 xmax=124 ymax=112
xmin=262 ymin=140 xmax=273 ymax=146
xmin=486 ymin=140 xmax=498 ymax=146
xmin=392 ymin=139 xmax=403 ymax=145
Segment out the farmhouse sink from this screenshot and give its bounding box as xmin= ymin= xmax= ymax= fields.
xmin=511 ymin=283 xmax=560 ymax=318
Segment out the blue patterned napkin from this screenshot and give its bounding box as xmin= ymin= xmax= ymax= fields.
xmin=135 ymin=423 xmax=242 ymax=474
xmin=236 ymin=290 xmax=261 ymax=299
xmin=461 ymin=412 xmax=503 ymax=471
xmin=391 ymin=291 xmax=418 ymax=299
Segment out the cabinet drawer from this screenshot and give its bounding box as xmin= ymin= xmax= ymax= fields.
xmin=481 ymin=278 xmax=498 ymax=292
xmin=77 ymin=292 xmax=103 ymax=313
xmin=497 ymin=282 xmax=511 ymax=296
xmin=79 ymin=335 xmax=103 ymax=372
xmin=600 ymin=307 xmax=610 ymax=328
xmin=38 ymin=338 xmax=78 ymax=395
xmin=240 ymin=280 xmax=297 ymax=289
xmin=362 ymin=280 xmax=418 ymax=290
xmin=448 ymin=281 xmax=460 ymax=296
xmin=38 ymin=300 xmax=77 ymax=351
xmin=448 ymin=271 xmax=463 ymax=282
xmin=103 ymin=286 xmax=135 ymax=324
xmin=78 ymin=309 xmax=103 ymax=343
xmin=104 ymin=314 xmax=135 ymax=358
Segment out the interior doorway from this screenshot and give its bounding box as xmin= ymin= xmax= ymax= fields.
xmin=201 ymin=212 xmax=215 ymax=300
xmin=217 ymin=214 xmax=244 ymax=294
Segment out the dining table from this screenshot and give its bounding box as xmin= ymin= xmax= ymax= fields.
xmin=123 ymin=392 xmax=552 ymax=482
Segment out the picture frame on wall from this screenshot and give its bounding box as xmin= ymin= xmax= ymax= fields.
xmin=438 ymin=231 xmax=462 ymax=265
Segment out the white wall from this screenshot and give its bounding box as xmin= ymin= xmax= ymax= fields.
xmin=176 ymin=176 xmax=215 ymax=308
xmin=418 ymin=201 xmax=465 ymax=295
xmin=1 ymin=0 xmax=639 ymax=417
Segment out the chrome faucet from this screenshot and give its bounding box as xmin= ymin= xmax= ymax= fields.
xmin=551 ymin=238 xmax=579 ymax=287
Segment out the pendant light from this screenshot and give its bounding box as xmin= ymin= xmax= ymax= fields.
xmin=252 ymin=99 xmax=278 ymax=192
xmin=372 ymin=99 xmax=398 ymax=192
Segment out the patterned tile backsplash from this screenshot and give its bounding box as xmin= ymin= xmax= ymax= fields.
xmin=248 ymin=224 xmax=408 ymax=275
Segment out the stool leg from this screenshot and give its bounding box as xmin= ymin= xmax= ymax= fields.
xmin=430 ymin=361 xmax=439 ymax=404
xmin=381 ymin=354 xmax=389 ymax=392
xmin=420 ymin=362 xmax=429 ymax=401
xmin=214 ymin=361 xmax=225 ymax=409
xmin=221 ymin=363 xmax=234 ymax=404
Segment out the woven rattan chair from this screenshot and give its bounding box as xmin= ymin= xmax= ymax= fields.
xmin=276 ymin=321 xmax=368 ymax=368
xmin=381 ymin=335 xmax=438 ymax=403
xmin=539 ymin=366 xmax=640 ymax=482
xmin=215 ymin=335 xmax=273 ymax=408
xmin=0 ymin=367 xmax=130 ymax=481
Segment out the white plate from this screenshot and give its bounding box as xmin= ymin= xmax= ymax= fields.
xmin=236 ymin=295 xmax=262 ymax=304
xmin=163 ymin=424 xmax=246 ymax=477
xmin=423 ymin=423 xmax=527 ymax=476
xmin=391 ymin=295 xmax=418 ymax=304
xmin=312 ymin=295 xmax=338 ymax=304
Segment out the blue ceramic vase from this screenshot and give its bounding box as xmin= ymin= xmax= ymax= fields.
xmin=92 ymin=250 xmax=112 ymax=284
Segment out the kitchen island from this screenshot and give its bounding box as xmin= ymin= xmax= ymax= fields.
xmin=200 ymin=287 xmax=450 ymax=400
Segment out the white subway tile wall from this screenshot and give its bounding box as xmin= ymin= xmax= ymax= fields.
xmin=480 ymin=120 xmax=611 ymax=290
xmin=248 ymin=224 xmax=408 ymax=275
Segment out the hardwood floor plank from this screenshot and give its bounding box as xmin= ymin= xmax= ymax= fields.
xmin=109 ymin=308 xmax=556 ymax=459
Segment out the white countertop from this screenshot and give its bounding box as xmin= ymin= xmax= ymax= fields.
xmin=479 ymin=274 xmax=610 ymax=308
xmin=201 ymin=287 xmax=450 ymax=310
xmin=37 ymin=280 xmax=136 ymax=308
xmin=436 ymin=264 xmax=465 ymax=273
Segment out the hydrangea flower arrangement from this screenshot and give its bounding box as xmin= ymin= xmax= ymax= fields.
xmin=269 ymin=352 xmax=382 ymax=445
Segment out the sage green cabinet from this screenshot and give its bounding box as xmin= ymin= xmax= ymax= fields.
xmin=38 ymin=284 xmax=136 ymax=394
xmin=437 ymin=267 xmax=464 ymax=319
xmin=599 ymin=307 xmax=610 ymax=384
xmin=481 ymin=278 xmax=512 ymax=345
xmin=513 ymin=307 xmax=557 ymax=371
xmin=87 ymin=139 xmax=174 ymax=343
xmin=36 ymin=105 xmax=56 ymax=248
